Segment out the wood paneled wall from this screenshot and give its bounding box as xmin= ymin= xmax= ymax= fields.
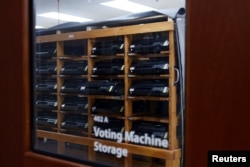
xmin=185 ymin=0 xmax=250 ymax=166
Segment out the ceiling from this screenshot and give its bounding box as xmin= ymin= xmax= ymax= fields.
xmin=34 ymin=0 xmax=185 ymax=28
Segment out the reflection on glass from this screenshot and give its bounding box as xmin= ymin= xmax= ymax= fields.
xmin=32 ymin=0 xmax=186 ymax=167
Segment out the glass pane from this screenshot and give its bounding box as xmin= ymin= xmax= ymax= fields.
xmin=32 ymin=0 xmax=186 ymax=166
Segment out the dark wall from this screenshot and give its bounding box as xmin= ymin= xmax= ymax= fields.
xmin=185 ymin=0 xmax=250 ymax=166
xmin=0 ymin=0 xmax=27 ymax=166
xmin=0 ymin=0 xmax=250 ymax=167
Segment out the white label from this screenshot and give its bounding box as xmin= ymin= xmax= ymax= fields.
xmin=68 ymin=34 xmax=74 ymax=39
xmin=109 ymin=86 xmax=114 ymax=92
xmin=120 ymin=65 xmax=124 ymax=70
xmin=163 ymin=87 xmax=169 ymax=93
xmin=163 ymin=64 xmax=169 ymax=69
xmin=120 ymin=44 xmax=124 ymax=49
xmin=129 ymin=88 xmax=134 ymax=92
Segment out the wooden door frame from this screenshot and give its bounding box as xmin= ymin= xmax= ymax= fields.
xmin=0 ymin=0 xmax=249 ymax=167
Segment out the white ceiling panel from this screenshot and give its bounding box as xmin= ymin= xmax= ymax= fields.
xmin=34 ymin=0 xmax=185 ymax=28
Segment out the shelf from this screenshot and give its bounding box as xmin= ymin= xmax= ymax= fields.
xmin=128 ymin=116 xmax=169 ymax=123
xmin=35 ymin=92 xmax=57 ymax=95
xmin=128 ymin=52 xmax=169 ymax=58
xmin=37 ymin=128 xmax=58 ymax=132
xmin=59 ymin=75 xmax=88 ymax=78
xmin=35 ymin=109 xmax=57 ymax=113
xmin=60 ymin=129 xmax=88 ymax=136
xmin=59 ymin=93 xmax=88 ymax=97
xmin=91 ymin=75 xmax=125 ymax=79
xmin=90 ymin=54 xmax=124 ymax=59
xmin=88 ymin=95 xmax=125 ymax=100
xmin=128 ymin=96 xmax=169 ymax=101
xmin=60 ymin=111 xmax=88 ymax=115
xmin=36 ymin=21 xmax=174 ymax=43
xmin=35 ymin=75 xmax=57 ymax=78
xmin=128 ymin=74 xmax=169 ymax=79
xmin=58 ymin=55 xmax=88 ymax=60
xmin=36 ymin=130 xmax=181 ymax=160
xmin=35 ymin=57 xmax=57 ymax=61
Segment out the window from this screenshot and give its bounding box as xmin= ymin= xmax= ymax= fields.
xmin=32 ymin=0 xmax=186 ymax=166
